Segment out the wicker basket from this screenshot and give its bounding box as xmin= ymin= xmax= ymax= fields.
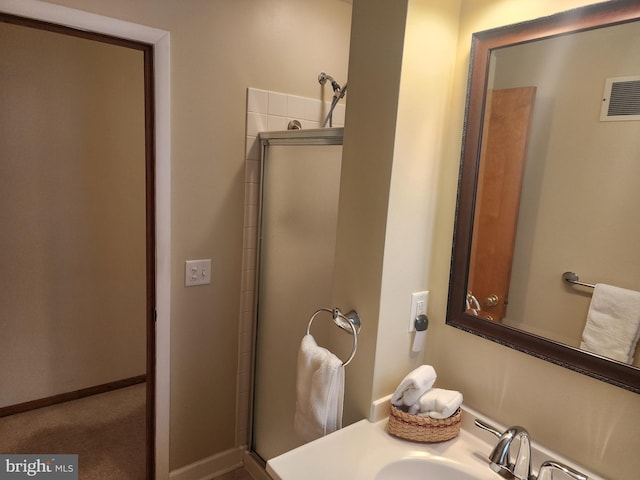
xmin=386 ymin=404 xmax=461 ymax=443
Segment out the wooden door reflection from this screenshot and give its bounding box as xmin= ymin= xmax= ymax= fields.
xmin=468 ymin=87 xmax=536 ymax=321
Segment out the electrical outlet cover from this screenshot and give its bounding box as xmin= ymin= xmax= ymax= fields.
xmin=185 ymin=259 xmax=211 ymax=286
xmin=409 ymin=291 xmax=429 ymax=332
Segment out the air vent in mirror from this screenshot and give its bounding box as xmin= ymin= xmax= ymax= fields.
xmin=600 ymin=75 xmax=640 ymax=121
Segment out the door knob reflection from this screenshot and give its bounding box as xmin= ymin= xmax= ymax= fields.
xmin=485 ymin=294 xmax=499 ymax=307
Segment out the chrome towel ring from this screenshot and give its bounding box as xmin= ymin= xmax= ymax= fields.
xmin=306 ymin=307 xmax=361 ymax=366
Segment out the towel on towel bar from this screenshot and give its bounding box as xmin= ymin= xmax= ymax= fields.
xmin=390 ymin=365 xmax=437 ymax=407
xmin=294 ymin=334 xmax=345 ymax=442
xmin=579 ymin=283 xmax=640 ymax=364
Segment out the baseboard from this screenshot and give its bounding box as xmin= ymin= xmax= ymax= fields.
xmin=0 ymin=375 xmax=147 ymax=417
xmin=243 ymin=450 xmax=272 ymax=480
xmin=169 ymin=447 xmax=244 ymax=480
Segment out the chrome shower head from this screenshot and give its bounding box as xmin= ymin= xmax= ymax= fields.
xmin=318 ymin=72 xmax=342 ymax=95
xmin=319 ymin=72 xmax=348 ymax=127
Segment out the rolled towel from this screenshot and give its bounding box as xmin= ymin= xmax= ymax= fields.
xmin=409 ymin=388 xmax=463 ymax=419
xmin=391 ymin=365 xmax=437 ymax=407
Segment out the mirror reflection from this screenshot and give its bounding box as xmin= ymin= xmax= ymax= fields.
xmin=467 ymin=19 xmax=640 ymax=366
xmin=448 ymin=1 xmax=640 ymax=394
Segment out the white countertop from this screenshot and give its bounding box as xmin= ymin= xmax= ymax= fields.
xmin=266 ymin=411 xmax=495 ymax=480
xmin=265 ymin=405 xmax=604 ymax=480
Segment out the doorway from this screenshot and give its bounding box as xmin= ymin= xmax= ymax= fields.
xmin=0 ymin=13 xmax=155 ymax=478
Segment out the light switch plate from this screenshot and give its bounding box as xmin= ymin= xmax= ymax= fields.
xmin=409 ymin=291 xmax=429 ymax=332
xmin=185 ymin=259 xmax=211 ymax=286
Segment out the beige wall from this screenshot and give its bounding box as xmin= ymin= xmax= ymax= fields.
xmin=332 ymin=0 xmax=409 ymax=425
xmin=0 ymin=22 xmax=146 ymax=407
xmin=8 ymin=0 xmax=640 ymax=478
xmin=31 ymin=0 xmax=352 ymax=471
xmin=335 ymin=0 xmax=462 ymax=415
xmin=425 ymin=1 xmax=640 ymax=479
xmin=374 ymin=0 xmax=462 ymax=402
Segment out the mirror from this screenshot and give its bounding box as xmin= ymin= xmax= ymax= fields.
xmin=447 ymin=1 xmax=640 ymax=393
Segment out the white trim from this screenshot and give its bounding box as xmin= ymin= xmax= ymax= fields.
xmin=153 ymin=31 xmax=172 ymax=480
xmin=0 ymin=1 xmax=172 ymax=478
xmin=0 ymin=0 xmax=167 ymax=43
xmin=169 ymin=448 xmax=244 ymax=480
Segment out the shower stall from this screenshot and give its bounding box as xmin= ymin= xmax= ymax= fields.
xmin=250 ymin=128 xmax=353 ymax=462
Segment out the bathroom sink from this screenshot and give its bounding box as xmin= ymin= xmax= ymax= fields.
xmin=267 ymin=407 xmax=497 ymax=480
xmin=266 ymin=404 xmax=600 ymax=480
xmin=375 ymin=457 xmax=479 ymax=480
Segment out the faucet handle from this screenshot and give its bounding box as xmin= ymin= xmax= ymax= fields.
xmin=537 ymin=461 xmax=588 ymax=480
xmin=475 ymin=418 xmax=503 ymax=438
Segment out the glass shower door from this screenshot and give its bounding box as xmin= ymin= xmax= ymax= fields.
xmin=252 ymin=134 xmax=342 ymax=461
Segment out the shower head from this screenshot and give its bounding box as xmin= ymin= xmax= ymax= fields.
xmin=319 ymin=72 xmax=348 ymax=127
xmin=318 ymin=72 xmax=342 ymax=95
xmin=318 ymin=72 xmax=335 ymax=86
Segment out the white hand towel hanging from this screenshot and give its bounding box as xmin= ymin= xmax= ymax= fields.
xmin=579 ymin=283 xmax=640 ymax=364
xmin=294 ymin=334 xmax=345 ymax=442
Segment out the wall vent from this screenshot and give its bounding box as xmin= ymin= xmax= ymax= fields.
xmin=600 ymin=75 xmax=640 ymax=121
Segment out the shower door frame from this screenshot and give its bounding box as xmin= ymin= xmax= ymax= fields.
xmin=248 ymin=128 xmax=344 ymax=465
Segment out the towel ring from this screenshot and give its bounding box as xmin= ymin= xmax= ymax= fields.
xmin=306 ymin=307 xmax=361 ymax=366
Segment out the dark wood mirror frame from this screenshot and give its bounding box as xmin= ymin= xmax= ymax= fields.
xmin=447 ymin=0 xmax=640 ymax=394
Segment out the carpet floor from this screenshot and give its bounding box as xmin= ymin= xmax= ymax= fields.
xmin=0 ymin=383 xmax=146 ymax=479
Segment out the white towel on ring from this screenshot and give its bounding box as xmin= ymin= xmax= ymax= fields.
xmin=579 ymin=283 xmax=640 ymax=364
xmin=294 ymin=334 xmax=344 ymax=442
xmin=390 ymin=365 xmax=437 ymax=407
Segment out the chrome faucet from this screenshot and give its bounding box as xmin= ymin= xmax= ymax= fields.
xmin=475 ymin=419 xmax=531 ymax=480
xmin=475 ymin=419 xmax=588 ymax=480
xmin=537 ymin=461 xmax=587 ymax=480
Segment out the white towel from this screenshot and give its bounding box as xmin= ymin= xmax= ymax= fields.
xmin=390 ymin=365 xmax=437 ymax=407
xmin=408 ymin=388 xmax=463 ymax=419
xmin=294 ymin=334 xmax=345 ymax=442
xmin=579 ymin=283 xmax=640 ymax=364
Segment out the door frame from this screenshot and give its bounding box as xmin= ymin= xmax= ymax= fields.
xmin=0 ymin=1 xmax=172 ymax=478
